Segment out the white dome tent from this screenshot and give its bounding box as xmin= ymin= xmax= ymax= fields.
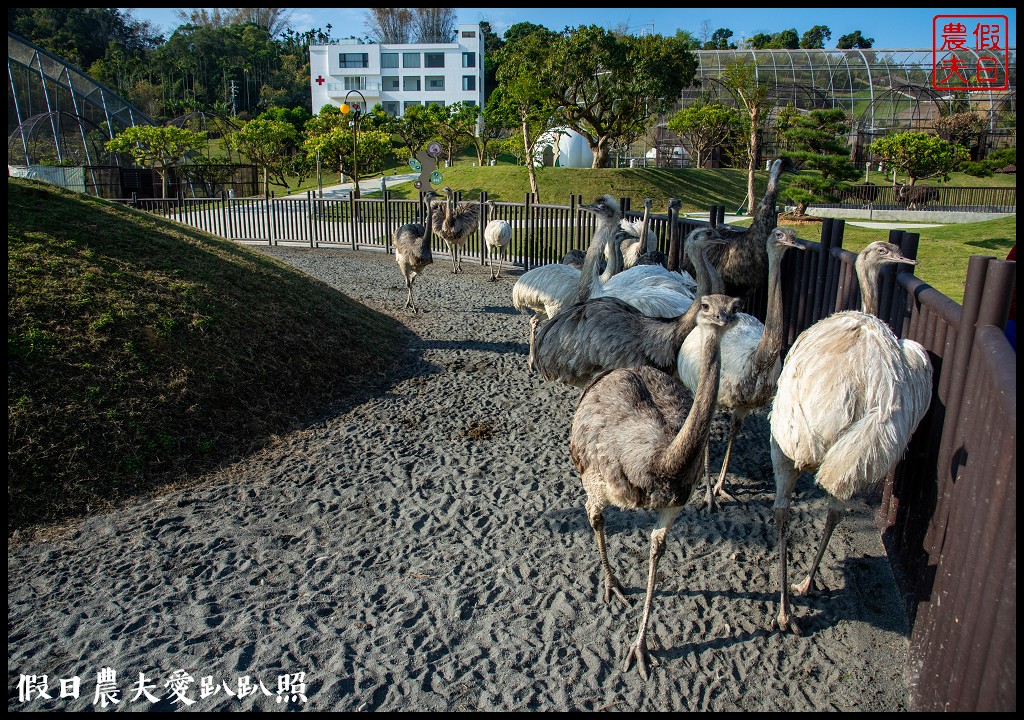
xmin=533 ymin=128 xmax=594 ymax=168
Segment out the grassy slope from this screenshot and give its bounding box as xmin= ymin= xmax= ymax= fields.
xmin=731 ymin=214 xmax=1016 ymax=304
xmin=8 ymin=178 xmax=403 ymax=534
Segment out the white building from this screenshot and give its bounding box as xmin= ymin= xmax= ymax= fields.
xmin=309 ymin=24 xmax=484 ymax=117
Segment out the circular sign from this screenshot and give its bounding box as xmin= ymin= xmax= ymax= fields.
xmin=429 ymin=171 xmax=442 ymax=185
xmin=413 ymin=180 xmax=422 ymax=190
xmin=427 ymin=142 xmax=442 ymax=158
xmin=409 ymin=158 xmax=422 ymax=171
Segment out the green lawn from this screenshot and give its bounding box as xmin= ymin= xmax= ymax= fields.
xmin=733 ymin=215 xmax=1016 ymax=304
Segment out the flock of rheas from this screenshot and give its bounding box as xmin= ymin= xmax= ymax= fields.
xmin=391 ymin=165 xmax=933 ymax=679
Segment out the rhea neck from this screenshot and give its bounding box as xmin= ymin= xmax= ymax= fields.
xmin=855 ymin=257 xmax=885 ymax=316
xmin=658 ymin=322 xmax=723 ymax=477
xmin=757 ymin=238 xmax=793 ymax=363
xmin=578 ymin=210 xmax=623 ymax=302
xmin=670 ymin=238 xmax=725 ymax=345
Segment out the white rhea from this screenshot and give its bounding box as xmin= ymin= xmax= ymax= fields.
xmin=532 ymin=207 xmax=726 ymax=390
xmin=619 ymin=197 xmax=657 ymax=269
xmin=483 ymin=199 xmax=512 ymax=281
xmin=767 ymin=240 xmax=933 ymax=634
xmin=676 ymin=226 xmax=805 ymax=511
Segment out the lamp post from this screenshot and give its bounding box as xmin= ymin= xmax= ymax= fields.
xmin=341 ymin=90 xmax=366 ymax=200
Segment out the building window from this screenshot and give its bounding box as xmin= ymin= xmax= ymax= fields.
xmin=464 ymin=100 xmax=477 ymax=107
xmin=425 ymin=100 xmax=446 ymax=108
xmin=424 ymin=53 xmax=445 ymax=68
xmin=403 ymin=76 xmax=421 ymax=92
xmin=402 ymin=52 xmax=420 ymax=68
xmin=462 ymin=30 xmax=476 ymax=38
xmin=462 ymin=52 xmax=476 ymax=68
xmin=425 ymin=76 xmax=445 ymax=91
xmin=382 ymin=75 xmax=400 ymax=91
xmin=382 ymin=101 xmax=400 ymax=116
xmin=344 ymin=77 xmax=367 ymax=91
xmin=462 ymin=75 xmax=476 ymax=91
xmin=403 ymin=101 xmax=421 ymax=112
xmin=381 ymin=52 xmax=399 ymax=69
xmin=338 ymin=53 xmax=368 ymax=68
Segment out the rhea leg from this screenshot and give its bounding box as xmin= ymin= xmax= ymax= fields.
xmin=770 ymin=438 xmax=802 ymax=635
xmin=527 ymin=315 xmax=542 ymax=371
xmin=792 ymin=500 xmax=845 ymax=596
xmin=585 ymin=496 xmax=629 ymax=608
xmin=707 ymin=412 xmax=743 ymax=510
xmin=623 ymin=507 xmax=679 ymax=679
xmin=403 ymin=270 xmax=418 ymax=312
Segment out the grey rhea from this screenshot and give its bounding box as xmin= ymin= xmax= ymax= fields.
xmin=532 ymin=200 xmax=726 ymax=390
xmin=393 ymin=190 xmax=441 ymax=313
xmin=511 ymin=195 xmax=623 ymax=371
xmin=676 ymin=226 xmax=806 ymax=511
xmin=570 ymin=294 xmax=741 ymax=678
xmin=433 ymin=186 xmax=481 ymax=274
xmin=767 ymin=240 xmax=933 ymax=634
xmin=681 ymin=157 xmax=794 ymax=298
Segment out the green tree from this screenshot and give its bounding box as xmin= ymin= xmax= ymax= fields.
xmin=303 ymin=107 xmax=393 ymax=186
xmin=704 ymin=28 xmax=736 ymax=49
xmin=9 ymin=8 xmax=161 ymax=70
xmin=837 ymin=31 xmax=873 ymax=49
xmin=868 ymin=131 xmax=970 ymax=185
xmin=257 ymin=106 xmax=312 ymax=135
xmin=673 ymin=29 xmax=703 ymax=50
xmin=435 ymin=102 xmax=479 ymax=166
xmin=800 ymin=25 xmax=831 ymax=49
xmin=721 ymin=59 xmax=777 ymax=214
xmin=666 ymin=102 xmax=741 ymax=168
xmin=480 ymin=20 xmax=504 ymax=105
xmin=780 ymin=108 xmax=859 ymax=215
xmin=105 ymin=125 xmax=207 ymax=198
xmin=766 ymin=29 xmax=799 ymax=49
xmin=935 ymin=111 xmax=986 ymax=160
xmin=390 ymin=104 xmax=444 ymax=160
xmin=489 ymin=23 xmax=562 ymax=197
xmin=470 ymin=108 xmax=507 ymax=166
xmin=225 ymin=118 xmax=297 ymax=196
xmin=746 ymin=32 xmax=773 ymax=50
xmin=540 ymin=25 xmax=698 ymax=168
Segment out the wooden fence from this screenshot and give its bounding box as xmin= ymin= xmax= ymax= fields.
xmin=117 ymin=192 xmax=1015 ymax=711
xmin=775 ymin=220 xmax=1016 ymax=712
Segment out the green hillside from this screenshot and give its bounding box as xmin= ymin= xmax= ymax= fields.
xmin=8 ymin=178 xmax=403 ymax=535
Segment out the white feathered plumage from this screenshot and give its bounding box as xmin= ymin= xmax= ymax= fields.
xmin=676 ymin=226 xmax=804 ymax=510
xmin=483 ymin=200 xmax=512 ymax=281
xmin=767 ymin=240 xmax=933 ymax=634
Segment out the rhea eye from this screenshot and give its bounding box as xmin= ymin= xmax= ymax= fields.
xmin=701 ymin=301 xmax=709 ymax=310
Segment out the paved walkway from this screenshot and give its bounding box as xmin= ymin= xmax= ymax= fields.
xmin=684 ymin=211 xmax=944 ymax=230
xmin=284 ymin=172 xmax=420 ymax=200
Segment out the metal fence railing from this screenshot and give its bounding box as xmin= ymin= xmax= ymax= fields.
xmin=816 ymin=184 xmax=1016 ymax=213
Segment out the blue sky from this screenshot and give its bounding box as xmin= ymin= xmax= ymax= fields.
xmin=130 ymin=7 xmax=1015 ymax=50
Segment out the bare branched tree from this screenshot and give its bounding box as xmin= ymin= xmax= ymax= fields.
xmin=414 ymin=8 xmax=457 ymax=44
xmin=365 ymin=8 xmax=414 ymax=43
xmin=231 ymin=8 xmax=294 ymax=37
xmin=174 ymin=9 xmax=232 ymax=28
xmin=173 ymin=8 xmax=293 ymax=36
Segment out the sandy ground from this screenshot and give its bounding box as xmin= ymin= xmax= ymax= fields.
xmin=8 ymin=246 xmax=911 ymax=711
